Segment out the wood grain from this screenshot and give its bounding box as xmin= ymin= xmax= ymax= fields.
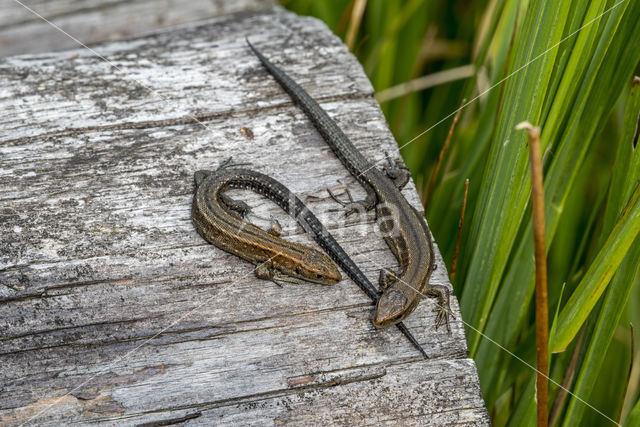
xmin=0 ymin=0 xmax=277 ymax=57
xmin=0 ymin=6 xmax=489 ymax=425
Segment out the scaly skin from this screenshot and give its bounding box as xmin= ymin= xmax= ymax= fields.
xmin=193 ymin=167 xmax=429 ymax=358
xmin=247 ymin=39 xmax=451 ymax=331
xmin=193 ymin=169 xmax=341 ymax=285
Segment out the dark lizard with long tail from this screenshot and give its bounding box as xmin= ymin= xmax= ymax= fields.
xmin=246 ymin=39 xmax=451 ymax=331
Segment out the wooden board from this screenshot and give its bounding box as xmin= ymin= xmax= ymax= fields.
xmin=0 ymin=6 xmax=489 ymax=425
xmin=0 ymin=0 xmax=276 ymax=57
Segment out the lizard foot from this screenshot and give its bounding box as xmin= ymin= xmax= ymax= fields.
xmin=266 ymin=216 xmax=283 ymax=237
xmin=382 ymin=151 xmax=411 ymax=190
xmin=429 ymin=286 xmax=454 ymax=334
xmin=219 ymin=193 xmax=252 ymax=218
xmin=327 ymin=185 xmax=374 ymax=217
xmin=378 ymin=268 xmax=399 ymax=289
xmin=255 ymin=263 xmax=299 ymax=286
xmin=217 ymin=156 xmax=253 ymax=171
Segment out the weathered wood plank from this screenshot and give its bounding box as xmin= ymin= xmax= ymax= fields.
xmin=0 ymin=9 xmax=372 ymax=144
xmin=0 ymin=0 xmax=277 ymax=57
xmin=3 ymin=359 xmax=486 ymax=426
xmin=0 ymin=6 xmax=489 ymax=425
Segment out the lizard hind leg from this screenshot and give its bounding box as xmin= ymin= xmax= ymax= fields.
xmin=378 ymin=268 xmax=399 ymax=289
xmin=327 ymin=184 xmax=376 ymax=217
xmin=382 ymin=151 xmax=411 ymax=190
xmin=427 ymin=284 xmax=454 ymax=333
xmin=220 ymin=188 xmax=278 ymax=234
xmin=194 ymin=154 xmax=253 ymax=188
xmin=216 ymin=156 xmax=252 ymax=171
xmin=219 ymin=193 xmax=252 ymax=219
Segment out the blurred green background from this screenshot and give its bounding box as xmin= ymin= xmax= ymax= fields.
xmin=283 ymin=0 xmax=640 ymax=425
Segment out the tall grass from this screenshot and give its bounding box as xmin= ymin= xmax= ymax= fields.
xmin=283 ymin=0 xmax=640 ymax=425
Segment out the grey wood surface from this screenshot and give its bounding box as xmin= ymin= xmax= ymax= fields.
xmin=0 ymin=0 xmax=277 ymax=57
xmin=0 ymin=6 xmax=489 ymax=426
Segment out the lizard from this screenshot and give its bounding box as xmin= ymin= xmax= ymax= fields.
xmin=192 ymin=167 xmax=341 ymax=286
xmin=246 ymin=39 xmax=452 ymax=331
xmin=192 ymin=166 xmax=429 ymax=358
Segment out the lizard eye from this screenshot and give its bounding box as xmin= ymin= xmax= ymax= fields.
xmin=316 ymin=274 xmax=323 ymax=279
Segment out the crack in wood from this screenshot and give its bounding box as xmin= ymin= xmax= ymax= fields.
xmin=0 ymin=93 xmax=370 ymax=147
xmin=1 ymin=302 xmax=376 ymax=353
xmin=135 ymin=411 xmax=202 ymax=427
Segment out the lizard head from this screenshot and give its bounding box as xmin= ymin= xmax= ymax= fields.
xmin=290 ymin=248 xmax=342 ymax=285
xmin=373 ymin=289 xmax=409 ymax=328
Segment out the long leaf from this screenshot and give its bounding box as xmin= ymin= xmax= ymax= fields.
xmin=461 ymin=0 xmax=571 ymax=354
xmin=626 ymin=398 xmax=640 ymax=427
xmin=551 ymin=183 xmax=640 ymax=352
xmin=474 ymin=0 xmax=638 ymax=404
xmin=561 ymin=76 xmax=640 ymax=425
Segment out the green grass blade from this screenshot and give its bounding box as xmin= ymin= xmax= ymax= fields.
xmin=560 ymin=77 xmax=640 ymax=426
xmin=562 ymin=238 xmax=640 ymax=424
xmin=626 ymin=398 xmax=640 ymax=427
xmin=539 ymin=0 xmax=606 ymax=143
xmin=474 ymin=0 xmax=640 ymax=403
xmin=461 ymin=0 xmax=572 ymax=354
xmin=506 ymin=376 xmax=537 ymax=427
xmin=551 ymin=183 xmax=640 ymax=352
